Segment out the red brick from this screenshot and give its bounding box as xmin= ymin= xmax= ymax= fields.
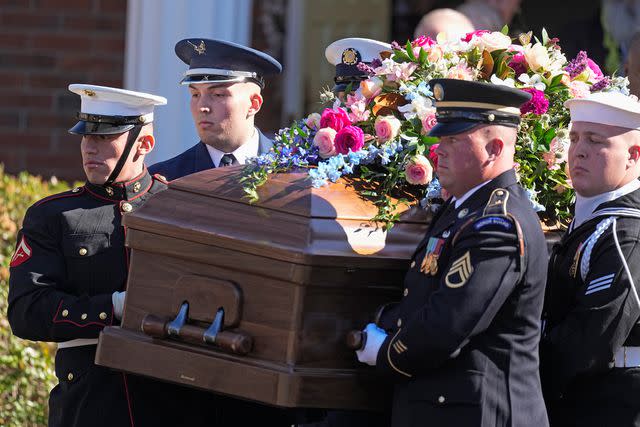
xmin=0 ymin=52 xmax=56 ymax=69
xmin=25 ymin=152 xmax=84 ymax=180
xmin=57 ymin=55 xmax=121 ymax=71
xmin=0 ymin=112 xmax=21 ymax=127
xmin=0 ymin=131 xmax=51 ymax=149
xmin=96 ymin=0 xmax=126 ymax=13
xmin=0 ymin=72 xmax=27 ymax=88
xmin=0 ymin=91 xmax=52 ymax=108
xmin=0 ymin=0 xmax=32 ymax=7
xmin=0 ymin=31 xmax=31 ymax=48
xmin=0 ymin=148 xmax=25 ymax=172
xmin=31 ymin=33 xmax=92 ymax=51
xmin=0 ymin=11 xmax=62 ymax=29
xmin=62 ymin=14 xmax=122 ymax=31
xmin=36 ymin=0 xmax=94 ymax=11
xmin=26 ymin=112 xmax=72 ymax=129
xmin=92 ymin=35 xmax=125 ymax=54
xmin=28 ymin=72 xmax=82 ymax=89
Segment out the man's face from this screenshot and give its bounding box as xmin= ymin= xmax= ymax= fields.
xmin=81 ymin=131 xmax=132 ymax=184
xmin=435 ymin=126 xmax=491 ymax=198
xmin=568 ymin=121 xmax=638 ymax=197
xmin=189 ymin=82 xmax=255 ymax=148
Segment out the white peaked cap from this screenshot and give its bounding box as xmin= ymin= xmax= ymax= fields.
xmin=68 ymin=84 xmax=167 ymax=123
xmin=325 ymin=37 xmax=391 ymax=65
xmin=565 ymin=91 xmax=640 ymax=130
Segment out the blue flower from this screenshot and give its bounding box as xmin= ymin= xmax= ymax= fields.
xmin=525 ymin=188 xmax=546 ymax=212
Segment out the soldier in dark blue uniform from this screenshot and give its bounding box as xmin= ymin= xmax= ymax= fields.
xmin=149 ymin=38 xmax=281 ymax=180
xmin=7 ymin=84 xmax=170 ymax=427
xmin=355 ymin=79 xmax=549 ymax=427
xmin=541 ymin=91 xmax=640 ymax=426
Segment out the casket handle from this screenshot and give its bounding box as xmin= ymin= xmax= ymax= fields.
xmin=141 ymin=303 xmax=253 ymax=356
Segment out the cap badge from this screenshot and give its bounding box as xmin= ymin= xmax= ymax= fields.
xmin=83 ymin=89 xmax=96 ymax=97
xmin=188 ymin=40 xmax=207 ymax=55
xmin=341 ymin=48 xmax=360 ymax=66
xmin=133 ymin=181 xmax=141 ymax=193
xmin=433 ymin=84 xmax=444 ymax=101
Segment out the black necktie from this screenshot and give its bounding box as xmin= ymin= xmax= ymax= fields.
xmin=219 ymin=153 xmax=236 ymax=167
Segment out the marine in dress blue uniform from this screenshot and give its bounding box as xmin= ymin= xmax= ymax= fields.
xmin=149 ymin=38 xmax=281 ymax=180
xmin=541 ymin=91 xmax=640 ymax=426
xmin=355 ymin=79 xmax=549 ymax=427
xmin=7 ymin=85 xmax=171 ymax=427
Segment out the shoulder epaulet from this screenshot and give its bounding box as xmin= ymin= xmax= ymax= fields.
xmin=34 ymin=186 xmax=84 ymax=207
xmin=483 ymin=188 xmax=509 ymax=216
xmin=452 ymin=188 xmax=524 ymax=257
xmin=153 ymin=173 xmax=168 ymax=184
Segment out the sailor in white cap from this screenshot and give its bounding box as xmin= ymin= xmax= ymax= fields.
xmin=149 ymin=38 xmax=282 ymax=180
xmin=8 ymin=84 xmax=172 ymax=427
xmin=541 ymin=91 xmax=640 ymax=426
xmin=325 ymin=37 xmax=391 ymax=95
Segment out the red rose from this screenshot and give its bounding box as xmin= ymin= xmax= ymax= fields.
xmin=334 ymin=125 xmax=365 ymax=155
xmin=319 ymin=107 xmax=351 ymax=132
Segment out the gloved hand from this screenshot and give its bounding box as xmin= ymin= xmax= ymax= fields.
xmin=112 ymin=291 xmax=126 ymax=320
xmin=356 ymin=323 xmax=387 ymax=366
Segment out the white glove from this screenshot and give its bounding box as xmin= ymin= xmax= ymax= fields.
xmin=112 ymin=291 xmax=126 ymax=320
xmin=356 ymin=323 xmax=387 ymax=366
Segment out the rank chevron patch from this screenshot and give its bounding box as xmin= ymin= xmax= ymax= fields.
xmin=445 ymin=251 xmax=474 ymax=288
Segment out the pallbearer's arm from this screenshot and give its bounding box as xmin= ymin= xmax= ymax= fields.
xmin=8 ymin=206 xmax=115 ymax=342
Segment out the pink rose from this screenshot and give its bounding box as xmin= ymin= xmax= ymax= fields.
xmin=412 ymin=35 xmax=436 ymax=47
xmin=476 ymin=31 xmax=512 ymax=52
xmin=426 ymin=45 xmax=443 ymax=62
xmin=421 ymin=113 xmax=437 ymax=134
xmin=313 ymin=127 xmax=338 ymax=158
xmin=405 ymin=155 xmax=433 ymax=185
xmin=374 ymin=115 xmax=402 ymax=142
xmin=462 ymin=30 xmax=490 ymax=42
xmin=568 ymin=80 xmax=590 ymax=99
xmin=428 ymin=144 xmax=439 ymax=170
xmin=305 ymin=112 xmax=321 ymax=129
xmin=319 ymin=107 xmax=351 ymax=132
xmin=586 ymin=58 xmax=603 ymax=81
xmin=360 ymin=77 xmax=383 ymax=99
xmin=508 ymin=53 xmax=528 ymax=77
xmin=334 ymin=125 xmax=365 ymax=155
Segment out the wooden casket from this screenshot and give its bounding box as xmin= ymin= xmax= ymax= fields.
xmin=95 ymin=166 xmax=429 ymax=410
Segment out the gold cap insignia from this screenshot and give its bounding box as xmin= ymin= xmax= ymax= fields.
xmin=445 ymin=251 xmax=474 ymax=288
xmin=188 ymin=40 xmax=207 ymax=55
xmin=105 ymin=187 xmax=114 ymax=196
xmin=433 ymin=83 xmax=444 ymax=101
xmin=133 ymin=181 xmax=141 ymax=193
xmin=84 ymin=89 xmax=96 ymax=97
xmin=342 ymin=48 xmax=359 ymax=65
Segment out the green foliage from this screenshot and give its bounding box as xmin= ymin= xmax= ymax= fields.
xmin=0 ymin=164 xmax=77 ymax=426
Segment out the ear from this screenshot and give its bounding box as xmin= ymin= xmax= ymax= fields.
xmin=136 ymin=134 xmax=155 ymax=155
xmin=629 ymin=143 xmax=640 ymax=165
xmin=486 ymin=137 xmax=504 ymax=161
xmin=247 ymin=91 xmax=263 ymax=118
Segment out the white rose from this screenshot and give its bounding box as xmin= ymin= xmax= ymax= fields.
xmin=523 ymin=43 xmax=550 ymax=72
xmin=477 ymin=31 xmax=512 ymax=52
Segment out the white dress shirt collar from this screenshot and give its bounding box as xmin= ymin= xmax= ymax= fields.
xmin=453 ymin=180 xmax=491 ymax=209
xmin=205 ymin=128 xmax=260 ymax=167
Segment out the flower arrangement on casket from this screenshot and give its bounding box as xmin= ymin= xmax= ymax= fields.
xmin=241 ymin=27 xmax=629 ymax=229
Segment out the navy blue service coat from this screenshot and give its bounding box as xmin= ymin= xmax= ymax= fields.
xmin=377 ymin=169 xmax=549 ymax=427
xmin=149 ymin=130 xmax=273 ymax=181
xmin=541 ymin=188 xmax=640 ymax=426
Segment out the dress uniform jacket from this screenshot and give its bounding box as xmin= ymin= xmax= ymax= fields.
xmin=149 ymin=130 xmax=273 ymax=181
xmin=541 ymin=188 xmax=640 ymax=426
xmin=377 ymin=169 xmax=549 ymax=427
xmin=7 ymin=170 xmax=171 ymax=427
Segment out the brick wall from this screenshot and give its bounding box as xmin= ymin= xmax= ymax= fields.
xmin=0 ymin=0 xmax=127 ymax=181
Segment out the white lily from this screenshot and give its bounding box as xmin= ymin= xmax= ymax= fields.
xmin=490 ymin=75 xmax=516 ymax=88
xmin=518 ymin=73 xmax=546 ymax=91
